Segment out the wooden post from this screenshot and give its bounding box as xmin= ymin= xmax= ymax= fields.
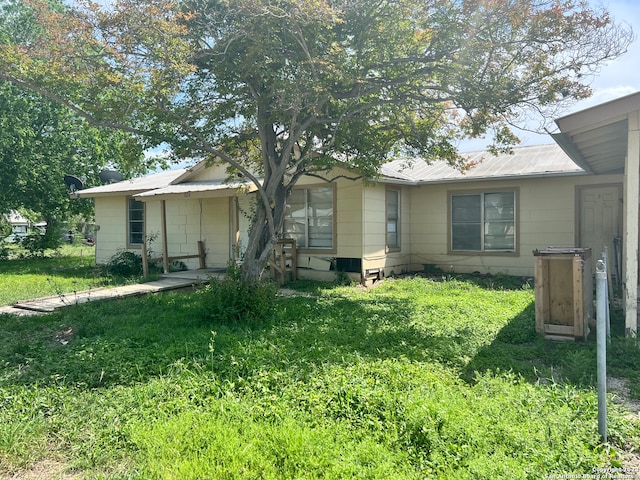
xmin=198 ymin=240 xmax=206 ymax=269
xmin=624 ymin=111 xmax=640 ymax=336
xmin=141 ymin=241 xmax=149 ymax=278
xmin=161 ymin=200 xmax=169 ymax=274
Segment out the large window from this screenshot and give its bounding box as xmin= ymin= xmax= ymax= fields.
xmin=127 ymin=197 xmax=145 ymax=247
xmin=386 ymin=189 xmax=400 ymax=251
xmin=284 ymin=186 xmax=334 ymax=250
xmin=450 ymin=190 xmax=516 ymax=252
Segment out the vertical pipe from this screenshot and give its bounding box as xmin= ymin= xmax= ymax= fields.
xmin=596 ymin=259 xmax=608 ymax=443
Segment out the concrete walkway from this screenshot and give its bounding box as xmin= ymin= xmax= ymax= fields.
xmin=0 ymin=269 xmax=223 ymax=317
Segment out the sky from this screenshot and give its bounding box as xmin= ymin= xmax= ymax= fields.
xmin=460 ymin=0 xmax=640 ymax=151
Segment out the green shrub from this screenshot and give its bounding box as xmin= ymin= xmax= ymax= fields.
xmin=105 ymin=250 xmax=143 ymax=277
xmin=200 ymin=262 xmax=278 ymax=325
xmin=19 ymin=231 xmax=62 ymax=256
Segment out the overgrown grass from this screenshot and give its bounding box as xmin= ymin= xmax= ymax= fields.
xmin=0 ymin=244 xmax=144 ymax=306
xmin=1 ymin=275 xmax=639 ymax=479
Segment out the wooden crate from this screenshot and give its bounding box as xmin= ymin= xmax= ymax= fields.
xmin=533 ymin=247 xmax=593 ymax=341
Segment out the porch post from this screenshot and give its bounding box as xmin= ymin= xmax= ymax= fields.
xmin=161 ymin=199 xmax=169 ymax=274
xmin=230 ymin=196 xmax=240 ymax=261
xmin=624 ymin=111 xmax=640 ymax=336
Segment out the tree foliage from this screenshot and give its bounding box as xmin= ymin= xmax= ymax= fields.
xmin=0 ymin=0 xmax=632 ymax=278
xmin=0 ymin=0 xmax=146 ymax=245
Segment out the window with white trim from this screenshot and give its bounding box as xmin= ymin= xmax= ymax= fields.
xmin=450 ymin=191 xmax=516 ymax=252
xmin=127 ymin=197 xmax=145 ymax=247
xmin=386 ymin=189 xmax=400 ymax=250
xmin=284 ymin=186 xmax=334 ymax=249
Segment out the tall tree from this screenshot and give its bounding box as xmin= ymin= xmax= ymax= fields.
xmin=0 ymin=0 xmax=145 ymax=245
xmin=0 ymin=0 xmax=632 ymax=277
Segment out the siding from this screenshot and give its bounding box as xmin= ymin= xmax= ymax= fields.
xmin=94 ymin=197 xmax=128 ymax=264
xmin=409 ymin=173 xmax=622 ymax=277
xmin=362 ymin=184 xmax=412 ymax=276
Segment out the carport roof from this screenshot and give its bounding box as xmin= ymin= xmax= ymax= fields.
xmin=553 ymin=91 xmax=640 ymax=175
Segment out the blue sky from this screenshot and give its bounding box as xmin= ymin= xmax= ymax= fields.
xmin=461 ymin=0 xmax=640 ymax=151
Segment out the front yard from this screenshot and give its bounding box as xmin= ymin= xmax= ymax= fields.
xmin=1 ymin=273 xmax=640 ymax=479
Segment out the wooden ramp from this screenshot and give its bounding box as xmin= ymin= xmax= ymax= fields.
xmin=5 ymin=273 xmax=215 ymax=315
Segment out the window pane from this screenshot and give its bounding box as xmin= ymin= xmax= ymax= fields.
xmin=485 ymin=221 xmax=515 ymax=250
xmin=452 ymin=223 xmax=481 ymax=250
xmin=484 ymin=192 xmax=514 ymax=221
xmin=386 ymin=190 xmax=400 ymax=248
xmin=452 ymin=195 xmax=481 ymax=222
xmin=308 ymin=219 xmax=332 ymax=248
xmin=287 ymin=190 xmax=306 ymax=218
xmin=128 ymin=198 xmax=144 ymax=246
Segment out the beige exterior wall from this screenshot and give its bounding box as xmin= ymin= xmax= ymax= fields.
xmin=144 ymin=197 xmax=231 ymax=269
xmin=94 ymin=197 xmax=129 ymax=264
xmin=186 ymin=161 xmax=230 ymax=182
xmin=94 ymin=194 xmax=233 ymax=269
xmin=291 ymin=172 xmax=364 ymax=277
xmin=361 ymin=183 xmax=412 ymax=277
xmin=409 ymin=173 xmax=622 ymax=277
xmin=93 ymin=167 xmax=621 ymax=281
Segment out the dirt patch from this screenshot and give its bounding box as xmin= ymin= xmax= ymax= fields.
xmin=608 ymin=377 xmax=640 ymax=471
xmin=0 ymin=459 xmax=80 ymax=480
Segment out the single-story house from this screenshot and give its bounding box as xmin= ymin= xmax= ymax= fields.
xmin=3 ymin=210 xmax=30 ymax=242
xmin=76 ymin=143 xmax=621 ymax=280
xmin=76 ymin=91 xmax=640 ymax=332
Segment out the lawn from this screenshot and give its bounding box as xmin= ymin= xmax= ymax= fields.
xmin=1 ymin=273 xmax=640 ymax=479
xmin=0 ymin=244 xmax=145 ymax=306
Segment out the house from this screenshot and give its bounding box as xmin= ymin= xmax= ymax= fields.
xmin=77 ymin=91 xmax=640 ymax=331
xmin=76 ymin=143 xmax=621 ymax=279
xmin=3 ymin=210 xmax=30 ymax=242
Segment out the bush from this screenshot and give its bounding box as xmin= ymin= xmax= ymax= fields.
xmin=200 ymin=262 xmax=278 ymax=325
xmin=106 ymin=250 xmax=144 ymax=277
xmin=20 ymin=232 xmax=61 ymax=256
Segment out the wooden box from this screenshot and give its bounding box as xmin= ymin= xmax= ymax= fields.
xmin=533 ymin=247 xmax=593 ymax=341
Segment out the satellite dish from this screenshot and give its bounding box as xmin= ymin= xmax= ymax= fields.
xmin=99 ymin=170 xmax=124 ymax=184
xmin=64 ymin=174 xmax=84 ymax=193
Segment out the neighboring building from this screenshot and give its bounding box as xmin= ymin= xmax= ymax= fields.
xmin=3 ymin=210 xmax=30 ymax=242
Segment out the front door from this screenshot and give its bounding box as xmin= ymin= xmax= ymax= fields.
xmin=579 ymin=185 xmax=622 ymax=272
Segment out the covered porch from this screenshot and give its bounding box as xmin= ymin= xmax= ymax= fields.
xmin=553 ymin=91 xmax=640 ymax=335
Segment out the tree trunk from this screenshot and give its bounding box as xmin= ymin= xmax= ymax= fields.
xmin=240 ymin=178 xmax=288 ymax=283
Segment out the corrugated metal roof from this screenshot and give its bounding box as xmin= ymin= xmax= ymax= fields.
xmin=77 ymin=144 xmax=584 ymax=199
xmin=381 ymin=144 xmax=585 ymax=184
xmin=77 ymin=168 xmax=188 ymax=198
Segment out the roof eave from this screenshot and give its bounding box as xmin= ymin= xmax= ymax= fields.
xmin=414 ymin=170 xmax=588 ymax=185
xmin=550 ymin=133 xmax=596 ymax=175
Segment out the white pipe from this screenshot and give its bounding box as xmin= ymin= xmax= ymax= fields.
xmin=596 ymin=258 xmax=608 ymax=443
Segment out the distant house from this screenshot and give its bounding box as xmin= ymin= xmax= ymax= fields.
xmin=3 ymin=210 xmax=30 ymax=242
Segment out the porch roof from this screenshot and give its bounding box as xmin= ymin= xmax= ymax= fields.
xmin=76 ymin=168 xmax=187 ymax=198
xmin=553 ymin=91 xmax=640 ymax=175
xmin=133 ymin=179 xmax=258 ymax=200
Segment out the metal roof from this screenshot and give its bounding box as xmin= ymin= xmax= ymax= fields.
xmin=76 ymin=168 xmax=188 ymax=198
xmin=381 ymin=143 xmax=584 ymax=184
xmin=134 ymin=179 xmax=258 ymax=200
